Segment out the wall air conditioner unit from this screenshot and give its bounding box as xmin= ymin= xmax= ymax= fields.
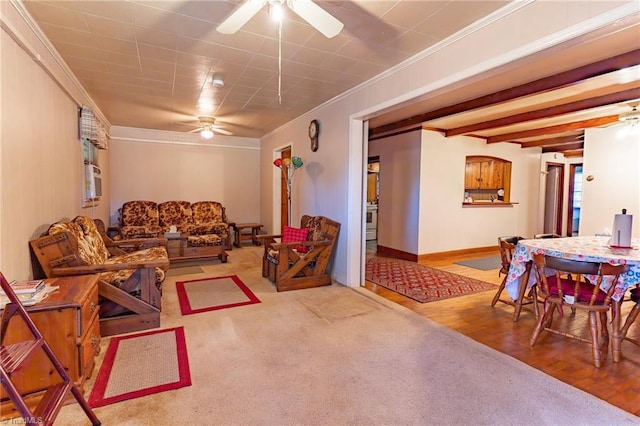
xmin=84 ymin=164 xmax=102 ymax=200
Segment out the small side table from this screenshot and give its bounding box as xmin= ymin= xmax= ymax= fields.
xmin=233 ymin=223 xmax=263 ymax=247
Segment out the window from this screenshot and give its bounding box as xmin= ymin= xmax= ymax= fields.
xmin=79 ymin=107 xmax=107 ymax=206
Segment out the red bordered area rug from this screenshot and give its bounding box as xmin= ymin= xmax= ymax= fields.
xmin=176 ymin=275 xmax=261 ymax=315
xmin=88 ymin=327 xmax=191 ymax=408
xmin=366 ymin=256 xmax=496 ymax=303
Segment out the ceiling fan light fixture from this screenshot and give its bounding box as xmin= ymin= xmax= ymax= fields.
xmin=200 ymin=127 xmax=214 ymax=139
xmin=618 ymin=107 xmax=640 ymax=123
xmin=270 ymin=0 xmax=284 ymax=22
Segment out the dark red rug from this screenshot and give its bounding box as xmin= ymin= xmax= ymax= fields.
xmin=176 ymin=275 xmax=260 ymax=315
xmin=366 ymin=256 xmax=496 ymax=303
xmin=88 ymin=327 xmax=191 ymax=408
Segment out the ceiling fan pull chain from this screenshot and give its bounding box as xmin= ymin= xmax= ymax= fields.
xmin=278 ymin=19 xmax=282 ymax=105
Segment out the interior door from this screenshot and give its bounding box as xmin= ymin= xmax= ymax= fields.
xmin=543 ymin=163 xmax=564 ymax=236
xmin=280 ymin=148 xmax=291 ymax=232
xmin=566 ymin=164 xmax=583 ymax=236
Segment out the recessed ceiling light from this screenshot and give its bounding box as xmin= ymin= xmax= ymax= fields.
xmin=212 ymin=75 xmax=224 ymax=87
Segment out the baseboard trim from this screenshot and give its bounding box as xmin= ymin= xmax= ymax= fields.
xmin=376 ymin=245 xmax=417 ymax=262
xmin=375 ymin=245 xmax=499 ymax=262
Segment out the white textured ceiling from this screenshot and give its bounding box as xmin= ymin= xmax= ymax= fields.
xmin=22 ymin=0 xmax=509 ymax=138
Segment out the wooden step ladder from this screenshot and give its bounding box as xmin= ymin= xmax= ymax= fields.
xmin=0 ymin=272 xmax=100 ymax=425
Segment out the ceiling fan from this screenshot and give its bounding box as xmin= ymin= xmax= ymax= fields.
xmin=614 ymin=101 xmax=640 ymax=137
xmin=188 ymin=116 xmax=233 ymax=139
xmin=217 ymin=0 xmax=344 ymax=38
xmin=618 ymin=101 xmax=640 ymax=125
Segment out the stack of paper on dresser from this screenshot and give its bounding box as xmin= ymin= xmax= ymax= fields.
xmin=0 ymin=279 xmax=57 ymax=308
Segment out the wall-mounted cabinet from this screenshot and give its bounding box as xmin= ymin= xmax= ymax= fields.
xmin=464 ymin=156 xmax=512 ymax=203
xmin=465 ymin=157 xmax=506 ymax=189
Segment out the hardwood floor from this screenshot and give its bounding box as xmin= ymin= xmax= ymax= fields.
xmin=363 ymin=250 xmax=640 ymax=416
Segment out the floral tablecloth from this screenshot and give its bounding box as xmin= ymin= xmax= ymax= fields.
xmin=505 ymin=236 xmax=640 ymax=302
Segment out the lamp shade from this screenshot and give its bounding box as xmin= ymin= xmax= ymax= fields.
xmin=292 ymin=156 xmax=303 ymax=168
xmin=273 ymin=158 xmax=283 ymax=167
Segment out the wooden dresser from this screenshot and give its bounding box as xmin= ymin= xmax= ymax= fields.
xmin=0 ymin=275 xmax=100 ymax=416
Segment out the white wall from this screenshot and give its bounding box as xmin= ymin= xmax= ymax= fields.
xmin=419 ymin=131 xmax=541 ymax=253
xmin=580 ymin=126 xmax=640 ymax=237
xmin=109 ymin=127 xmax=261 ymax=226
xmin=1 ymin=14 xmax=110 ymax=280
xmin=369 ymin=131 xmax=422 ymax=255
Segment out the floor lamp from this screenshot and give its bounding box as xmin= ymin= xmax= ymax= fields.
xmin=274 ymin=156 xmax=304 ymax=227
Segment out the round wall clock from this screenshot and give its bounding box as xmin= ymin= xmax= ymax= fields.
xmin=309 ymin=119 xmax=319 ymax=152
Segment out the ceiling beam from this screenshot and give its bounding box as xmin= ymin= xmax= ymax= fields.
xmin=445 ymin=87 xmax=640 ymax=136
xmin=486 ymin=115 xmax=619 ymax=143
xmin=369 ymin=49 xmax=640 ymax=136
xmin=561 ymin=149 xmax=585 ymax=158
xmin=521 ymin=134 xmax=583 ymax=148
xmin=368 ymin=125 xmax=424 ymax=141
xmin=542 ymin=142 xmax=584 ymax=152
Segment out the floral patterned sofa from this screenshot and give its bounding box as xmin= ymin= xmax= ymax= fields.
xmin=116 ymin=200 xmax=232 ymax=261
xmin=29 ymin=215 xmax=169 ymax=336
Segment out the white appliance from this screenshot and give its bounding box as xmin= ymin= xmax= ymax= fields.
xmin=84 ymin=164 xmax=102 ymax=200
xmin=366 ymin=204 xmax=378 ymax=240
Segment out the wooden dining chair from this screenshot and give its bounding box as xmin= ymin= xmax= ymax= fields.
xmin=529 ymin=253 xmax=630 ymax=368
xmin=491 ymin=236 xmax=538 ymax=320
xmin=613 ymin=286 xmax=640 ymax=361
xmin=533 ymin=233 xmax=561 ymax=239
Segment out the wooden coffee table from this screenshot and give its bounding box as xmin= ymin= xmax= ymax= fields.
xmin=166 ymin=233 xmax=227 ymax=262
xmin=232 ymin=223 xmax=263 ymax=247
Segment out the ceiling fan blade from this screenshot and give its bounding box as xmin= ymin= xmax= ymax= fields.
xmin=287 ymin=0 xmax=343 ymax=38
xmin=217 ymin=0 xmax=268 ymax=34
xmin=213 ymin=127 xmax=234 ymax=136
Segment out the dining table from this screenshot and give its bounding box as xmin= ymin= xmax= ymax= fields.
xmin=504 ymin=235 xmax=640 ymax=362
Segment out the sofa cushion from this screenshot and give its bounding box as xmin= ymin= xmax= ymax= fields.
xmin=48 ymin=217 xmax=109 ymax=265
xmin=120 ymin=225 xmax=164 ymax=239
xmin=192 ymin=222 xmax=229 ymax=236
xmin=301 ymin=215 xmax=324 ymax=242
xmin=158 ymin=201 xmax=195 ymax=233
xmin=103 ymin=246 xmax=167 ymax=287
xmin=119 ymin=200 xmax=163 ymax=238
xmin=187 ymin=234 xmax=222 ymax=246
xmin=192 ymin=201 xmax=225 ymax=224
xmin=73 ymin=216 xmax=111 ymax=264
xmin=121 ymin=201 xmax=160 ymax=226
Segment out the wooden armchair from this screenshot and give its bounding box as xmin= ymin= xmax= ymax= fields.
xmin=259 ymin=215 xmax=340 ymax=292
xmin=29 ymin=216 xmax=169 ymax=336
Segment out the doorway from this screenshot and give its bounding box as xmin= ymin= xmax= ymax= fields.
xmin=567 ymin=164 xmax=583 ymax=236
xmin=543 ymin=163 xmax=564 ymax=236
xmin=366 ymin=157 xmax=379 ymax=252
xmin=279 ymin=147 xmax=291 ymax=232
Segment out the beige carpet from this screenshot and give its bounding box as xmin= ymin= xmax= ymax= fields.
xmin=165 ymin=265 xmax=204 ymax=277
xmin=57 ymin=246 xmax=638 ymax=425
